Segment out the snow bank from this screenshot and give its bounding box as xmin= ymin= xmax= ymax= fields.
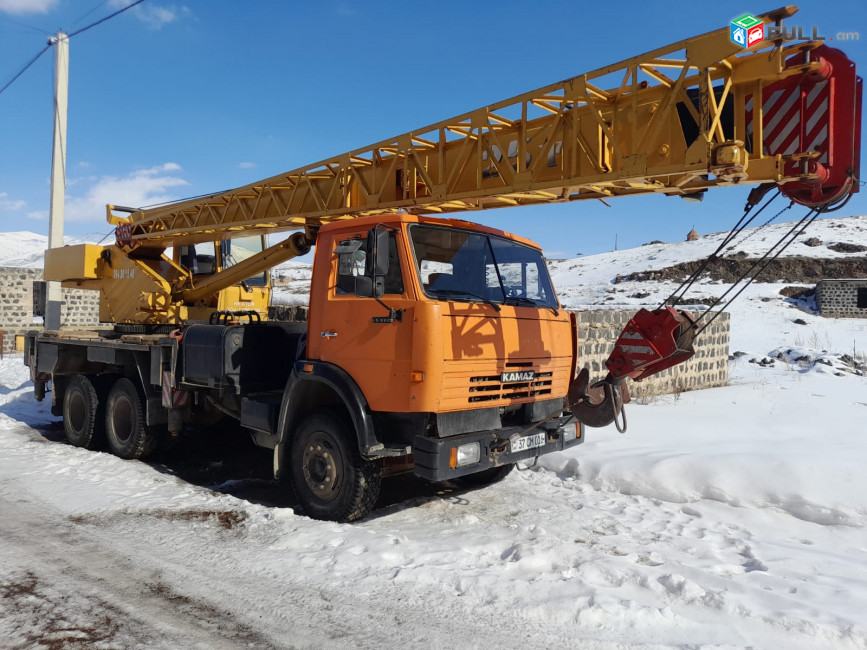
xmin=544 ymin=356 xmax=867 ymax=528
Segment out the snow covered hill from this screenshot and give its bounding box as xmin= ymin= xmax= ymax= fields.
xmin=0 ymin=231 xmax=107 ymax=268
xmin=1 ymin=217 xmax=866 ymax=648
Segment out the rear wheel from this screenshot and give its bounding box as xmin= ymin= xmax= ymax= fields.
xmin=290 ymin=411 xmax=381 ymax=522
xmin=62 ymin=375 xmax=104 ymax=449
xmin=104 ymin=377 xmax=158 ymax=460
xmin=457 ymin=464 xmax=514 ymax=486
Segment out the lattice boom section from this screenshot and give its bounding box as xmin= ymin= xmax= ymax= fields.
xmin=118 ymin=8 xmax=843 ymax=247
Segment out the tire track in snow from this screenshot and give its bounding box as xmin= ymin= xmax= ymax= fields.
xmin=0 ymin=496 xmax=274 ymax=650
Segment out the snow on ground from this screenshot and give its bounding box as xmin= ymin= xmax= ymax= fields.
xmin=2 ymin=355 xmax=866 ymax=648
xmin=271 ymin=261 xmax=314 ymax=306
xmin=2 ymin=216 xmax=867 ymax=648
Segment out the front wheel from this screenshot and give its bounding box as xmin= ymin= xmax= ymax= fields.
xmin=289 ymin=411 xmax=381 ymax=522
xmin=104 ymin=377 xmax=159 ymax=460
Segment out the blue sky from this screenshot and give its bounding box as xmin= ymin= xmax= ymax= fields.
xmin=1 ymin=0 xmax=865 ymax=259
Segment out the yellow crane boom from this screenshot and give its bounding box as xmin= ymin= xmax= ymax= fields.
xmin=112 ymin=5 xmax=846 ymax=252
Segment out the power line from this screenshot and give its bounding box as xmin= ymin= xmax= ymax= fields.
xmin=72 ymin=0 xmax=113 ymax=27
xmin=0 ymin=15 xmax=51 ymax=36
xmin=68 ymin=0 xmax=148 ymax=38
xmin=0 ymin=43 xmax=51 ymax=98
xmin=0 ymin=0 xmax=149 ymax=98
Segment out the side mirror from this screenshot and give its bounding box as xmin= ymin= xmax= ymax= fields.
xmin=365 ymin=228 xmax=390 ymax=277
xmin=355 ymin=276 xmax=384 ymax=299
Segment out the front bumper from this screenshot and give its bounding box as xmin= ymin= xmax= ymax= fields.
xmin=412 ymin=415 xmax=583 ymax=482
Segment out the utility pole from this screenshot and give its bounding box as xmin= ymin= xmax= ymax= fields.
xmin=45 ymin=31 xmax=68 ymax=330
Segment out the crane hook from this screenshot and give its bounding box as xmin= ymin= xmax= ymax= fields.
xmin=567 ymin=368 xmax=630 ymax=431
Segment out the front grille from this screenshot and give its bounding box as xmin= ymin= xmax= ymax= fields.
xmin=468 ymin=372 xmax=553 ymax=403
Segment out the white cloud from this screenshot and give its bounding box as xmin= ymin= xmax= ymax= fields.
xmin=65 ymin=164 xmax=189 ymax=223
xmin=66 ymin=174 xmax=98 ymax=187
xmin=0 ymin=0 xmax=58 ymax=15
xmin=27 ymin=211 xmax=46 ymax=220
xmin=108 ymin=0 xmax=184 ymax=28
xmin=238 ymin=162 xmax=257 ymax=169
xmin=0 ymin=192 xmax=26 ymax=211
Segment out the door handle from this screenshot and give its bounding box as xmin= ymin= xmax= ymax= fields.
xmin=321 ymin=330 xmax=338 ymax=339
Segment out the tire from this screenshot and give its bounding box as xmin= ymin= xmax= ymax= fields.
xmin=104 ymin=377 xmax=159 ymax=460
xmin=62 ymin=375 xmax=105 ymax=449
xmin=456 ymin=464 xmax=514 ymax=487
xmin=289 ymin=411 xmax=381 ymax=522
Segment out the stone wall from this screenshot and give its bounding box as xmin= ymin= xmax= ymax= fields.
xmin=268 ymin=304 xmax=310 ymax=322
xmin=59 ymin=286 xmax=101 ymax=328
xmin=816 ymin=279 xmax=867 ymax=318
xmin=0 ymin=267 xmax=41 ymax=327
xmin=575 ymin=309 xmax=730 ymax=398
xmin=0 ymin=267 xmax=41 ymax=356
xmin=0 ymin=267 xmax=101 ymax=355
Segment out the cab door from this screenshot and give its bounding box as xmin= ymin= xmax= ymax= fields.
xmin=315 ymin=228 xmax=416 ymax=412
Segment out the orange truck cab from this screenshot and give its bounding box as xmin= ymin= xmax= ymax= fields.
xmin=276 ymin=213 xmax=583 ymax=493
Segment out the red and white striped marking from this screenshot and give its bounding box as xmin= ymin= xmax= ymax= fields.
xmin=745 ymin=81 xmax=829 ymax=163
xmin=161 ymin=370 xmax=190 ymax=409
xmin=803 ymin=81 xmax=830 ymax=163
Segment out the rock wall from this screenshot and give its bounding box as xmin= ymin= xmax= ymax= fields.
xmin=816 ymin=279 xmax=867 ymax=318
xmin=575 ymin=309 xmax=730 ymax=398
xmin=0 ymin=267 xmax=100 ymax=355
xmin=268 ymin=304 xmax=310 ymax=322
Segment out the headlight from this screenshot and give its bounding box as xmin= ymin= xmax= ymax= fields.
xmin=561 ymin=422 xmax=579 ymax=441
xmin=455 ymin=442 xmax=480 ymax=467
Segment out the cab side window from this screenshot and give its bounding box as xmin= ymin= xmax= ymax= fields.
xmin=336 ymin=239 xmax=367 ymax=294
xmin=335 ymin=232 xmax=403 ymax=295
xmin=179 ymin=244 xmax=216 ymax=275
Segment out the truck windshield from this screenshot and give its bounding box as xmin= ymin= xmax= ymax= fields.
xmin=409 ymin=225 xmax=559 ymax=310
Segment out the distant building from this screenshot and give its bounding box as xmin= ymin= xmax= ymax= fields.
xmin=686 ymin=228 xmax=700 ymax=241
xmin=815 ymin=279 xmax=867 ymax=318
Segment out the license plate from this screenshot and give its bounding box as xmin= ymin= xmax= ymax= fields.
xmin=510 ymin=432 xmax=546 ymax=453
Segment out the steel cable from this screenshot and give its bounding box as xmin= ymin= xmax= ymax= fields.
xmin=658 ymin=188 xmax=780 ymax=310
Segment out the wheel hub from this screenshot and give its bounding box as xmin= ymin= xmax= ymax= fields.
xmin=110 ymin=396 xmax=133 ymax=443
xmin=68 ymin=391 xmax=86 ymax=431
xmin=301 ymin=432 xmax=342 ymax=502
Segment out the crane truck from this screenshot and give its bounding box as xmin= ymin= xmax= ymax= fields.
xmin=25 ymin=7 xmax=861 ymax=521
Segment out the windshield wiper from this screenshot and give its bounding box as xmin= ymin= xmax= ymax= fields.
xmin=503 ymin=296 xmax=559 ymax=316
xmin=426 ymin=289 xmax=501 ymax=312
xmin=503 ymin=296 xmax=535 ymax=306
